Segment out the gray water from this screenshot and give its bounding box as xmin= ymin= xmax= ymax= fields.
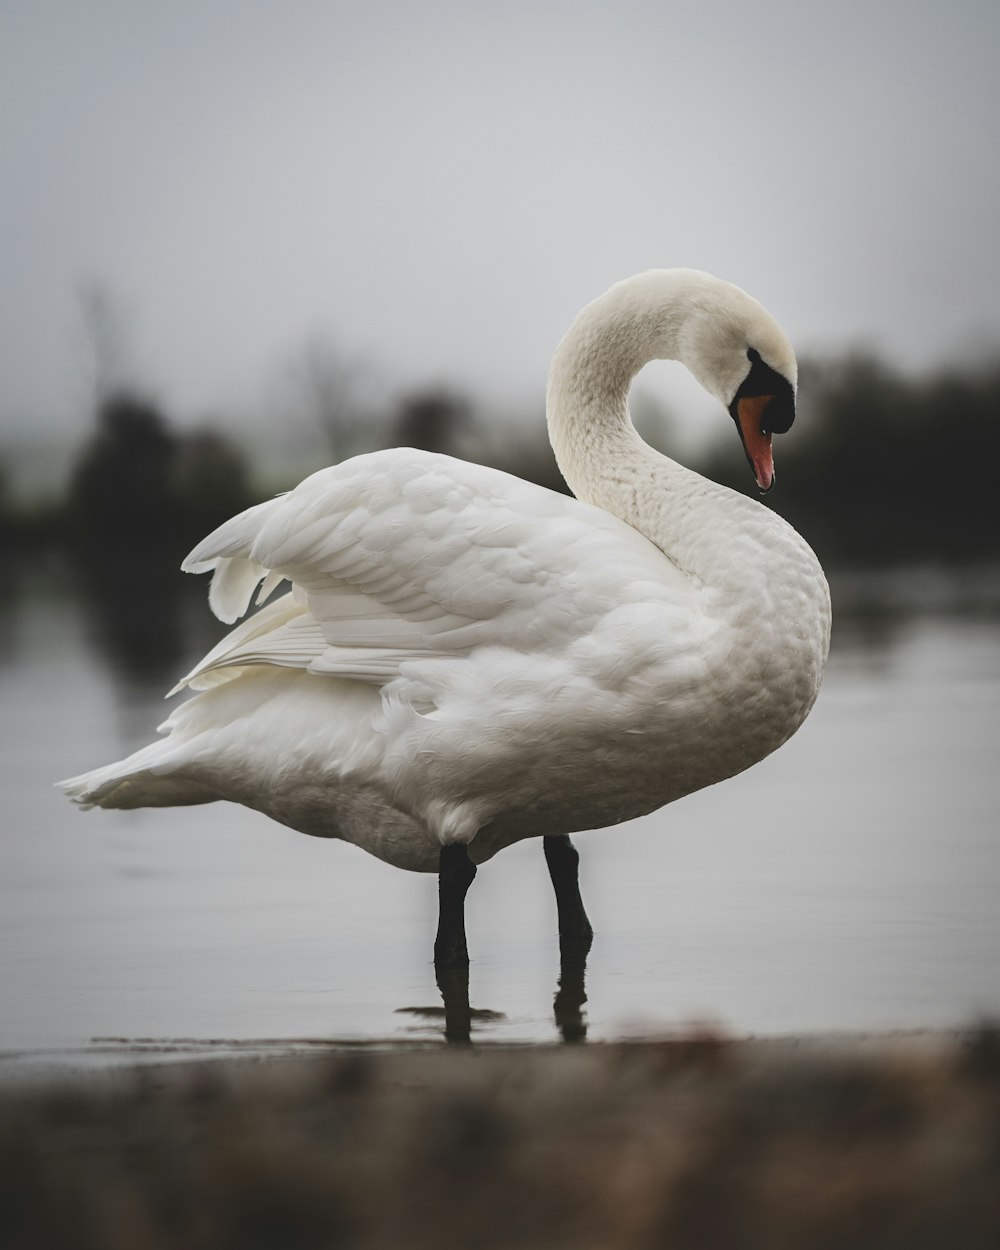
xmin=2 ymin=575 xmax=999 ymax=1072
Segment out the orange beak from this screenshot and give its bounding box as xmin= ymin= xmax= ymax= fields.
xmin=736 ymin=394 xmax=775 ymax=493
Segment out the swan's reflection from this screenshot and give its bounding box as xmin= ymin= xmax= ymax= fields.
xmin=397 ymin=936 xmax=592 ymax=1044
xmin=395 ymin=967 xmax=504 ymax=1045
xmin=552 ymin=935 xmax=592 ymax=1043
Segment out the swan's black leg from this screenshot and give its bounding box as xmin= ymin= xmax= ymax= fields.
xmin=543 ymin=835 xmax=594 ymax=943
xmin=434 ymin=843 xmax=477 ymax=968
xmin=435 ymin=965 xmax=473 ymax=1044
xmin=554 ymin=936 xmax=592 ymax=1043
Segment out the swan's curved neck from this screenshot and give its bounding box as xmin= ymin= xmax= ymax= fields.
xmin=545 ymin=271 xmax=775 ymax=590
xmin=545 ymin=271 xmax=830 ymax=759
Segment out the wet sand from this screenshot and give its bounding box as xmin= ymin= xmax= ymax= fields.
xmin=3 ymin=1028 xmax=999 ymax=1249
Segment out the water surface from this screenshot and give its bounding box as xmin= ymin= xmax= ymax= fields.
xmin=2 ymin=576 xmax=998 ymax=1071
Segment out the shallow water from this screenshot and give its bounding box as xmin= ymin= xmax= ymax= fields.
xmin=2 ymin=574 xmax=999 ymax=1072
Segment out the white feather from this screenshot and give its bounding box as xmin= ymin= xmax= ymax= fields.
xmin=58 ymin=269 xmax=831 ymax=873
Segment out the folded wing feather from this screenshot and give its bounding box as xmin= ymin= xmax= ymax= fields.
xmin=175 ymin=448 xmax=687 ymax=695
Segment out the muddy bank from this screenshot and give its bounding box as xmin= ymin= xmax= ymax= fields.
xmin=3 ymin=1030 xmax=999 ymax=1249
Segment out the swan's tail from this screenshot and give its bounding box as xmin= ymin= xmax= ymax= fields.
xmin=56 ymin=740 xmax=212 ymax=811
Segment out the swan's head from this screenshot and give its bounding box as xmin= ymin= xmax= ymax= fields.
xmin=549 ymin=269 xmax=798 ymax=495
xmin=672 ymin=271 xmax=797 ymax=494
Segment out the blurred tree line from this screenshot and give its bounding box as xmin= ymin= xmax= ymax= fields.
xmin=1 ymin=345 xmax=992 ymax=688
xmin=1 ymin=350 xmax=997 ymax=580
xmin=701 ymin=353 xmax=1000 ymax=567
xmin=62 ymin=392 xmax=258 ymax=683
xmin=69 ymin=392 xmax=254 ymax=562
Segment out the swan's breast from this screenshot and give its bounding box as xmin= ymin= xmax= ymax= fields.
xmin=391 ymin=527 xmax=830 ymax=852
xmin=695 ymin=523 xmax=831 ymax=778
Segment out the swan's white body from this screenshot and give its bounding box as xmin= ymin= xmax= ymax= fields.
xmin=60 ymin=270 xmax=831 ymax=872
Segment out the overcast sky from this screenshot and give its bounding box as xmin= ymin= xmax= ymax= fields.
xmin=2 ymin=0 xmax=999 ymax=447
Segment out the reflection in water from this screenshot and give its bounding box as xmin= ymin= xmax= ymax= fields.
xmin=70 ymin=554 xmax=225 ymax=750
xmin=397 ymin=939 xmax=592 ymax=1045
xmin=435 ymin=966 xmax=495 ymax=1045
xmin=553 ymin=936 xmax=592 ymax=1044
xmin=74 ymin=552 xmax=188 ymax=692
xmin=396 ymin=967 xmax=506 ymax=1045
xmin=397 ymin=965 xmax=507 ymax=1045
xmin=4 ymin=572 xmax=1000 ymax=1060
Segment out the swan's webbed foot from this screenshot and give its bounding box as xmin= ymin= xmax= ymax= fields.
xmin=544 ymin=835 xmax=594 ymax=943
xmin=434 ymin=843 xmax=477 ymax=968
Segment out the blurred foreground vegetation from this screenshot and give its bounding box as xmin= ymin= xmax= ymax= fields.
xmin=3 ymin=1029 xmax=999 ymax=1250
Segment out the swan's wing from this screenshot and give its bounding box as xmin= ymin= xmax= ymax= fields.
xmin=175 ymin=447 xmax=693 ymax=692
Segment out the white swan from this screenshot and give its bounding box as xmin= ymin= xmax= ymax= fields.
xmin=59 ymin=269 xmax=831 ymax=965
